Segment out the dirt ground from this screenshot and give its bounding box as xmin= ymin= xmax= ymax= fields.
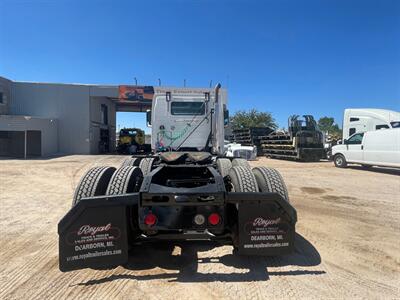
xmin=0 ymin=155 xmax=399 ymax=299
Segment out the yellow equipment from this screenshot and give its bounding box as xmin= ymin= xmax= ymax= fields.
xmin=117 ymin=128 xmax=145 ymax=154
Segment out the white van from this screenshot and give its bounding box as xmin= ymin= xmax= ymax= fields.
xmin=332 ymin=128 xmax=400 ymax=168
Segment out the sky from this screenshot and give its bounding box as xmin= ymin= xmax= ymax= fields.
xmin=1 ymin=0 xmax=399 ymax=133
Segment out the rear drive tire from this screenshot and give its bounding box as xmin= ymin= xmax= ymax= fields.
xmin=72 ymin=166 xmax=116 ymax=206
xmin=252 ymin=167 xmax=289 ymax=202
xmin=228 ymin=166 xmax=258 ymax=192
xmin=106 ymin=166 xmax=143 ymax=195
xmin=139 ymin=157 xmax=156 ymax=175
xmin=227 ymin=166 xmax=258 ymax=250
xmin=106 ymin=166 xmax=143 ymax=247
xmin=121 ymin=157 xmax=140 ymax=167
xmin=216 ymin=158 xmax=232 ymax=178
xmin=231 ymin=158 xmax=251 ymax=168
xmin=334 ymin=154 xmax=347 ymax=168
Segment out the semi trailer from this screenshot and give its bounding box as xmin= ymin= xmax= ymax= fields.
xmin=58 ymin=84 xmax=297 ymax=272
xmin=261 ymin=115 xmax=325 ymax=162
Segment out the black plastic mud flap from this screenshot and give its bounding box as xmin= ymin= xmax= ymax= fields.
xmin=58 ymin=194 xmax=138 ymax=272
xmin=227 ymin=192 xmax=297 ymax=256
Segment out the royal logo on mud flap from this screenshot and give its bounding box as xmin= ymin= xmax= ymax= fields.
xmin=252 ymin=217 xmax=281 ymax=227
xmin=65 ymin=224 xmax=121 ymax=246
xmin=244 ymin=217 xmax=288 ymax=235
xmin=77 ymin=223 xmax=112 ymax=236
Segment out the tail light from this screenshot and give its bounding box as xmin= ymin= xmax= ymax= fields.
xmin=144 ymin=212 xmax=157 ymax=226
xmin=208 ymin=213 xmax=221 ymax=226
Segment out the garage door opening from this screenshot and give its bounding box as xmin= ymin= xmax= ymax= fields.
xmin=0 ymin=130 xmax=41 ymax=158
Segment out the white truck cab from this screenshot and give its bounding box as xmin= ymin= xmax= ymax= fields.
xmin=332 ymin=128 xmax=400 ymax=168
xmin=146 ymin=86 xmax=228 ymax=155
xmin=343 ymin=108 xmax=400 ymax=140
xmin=224 ymin=142 xmax=257 ymax=160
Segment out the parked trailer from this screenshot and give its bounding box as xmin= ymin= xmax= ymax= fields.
xmin=233 ymin=127 xmax=274 ymax=156
xmin=58 ymin=84 xmax=297 ymax=272
xmin=261 ymin=115 xmax=325 ymax=162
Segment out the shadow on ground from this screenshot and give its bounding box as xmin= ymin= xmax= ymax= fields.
xmin=78 ymin=233 xmax=324 ymax=285
xmin=347 ymin=165 xmax=400 ymax=176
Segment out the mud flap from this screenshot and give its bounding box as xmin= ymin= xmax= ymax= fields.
xmin=227 ymin=192 xmax=297 ymax=256
xmin=58 ymin=194 xmax=138 ymax=272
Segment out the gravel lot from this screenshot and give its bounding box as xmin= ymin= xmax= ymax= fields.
xmin=0 ymin=155 xmax=399 ymax=299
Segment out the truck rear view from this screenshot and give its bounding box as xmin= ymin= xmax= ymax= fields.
xmin=58 ymin=84 xmax=297 ymax=272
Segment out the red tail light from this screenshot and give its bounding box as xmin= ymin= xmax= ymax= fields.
xmin=208 ymin=213 xmax=221 ymax=226
xmin=144 ymin=213 xmax=157 ymax=226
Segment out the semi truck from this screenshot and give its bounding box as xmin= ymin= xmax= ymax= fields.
xmin=342 ymin=108 xmax=400 ymax=140
xmin=58 ymin=84 xmax=297 ymax=272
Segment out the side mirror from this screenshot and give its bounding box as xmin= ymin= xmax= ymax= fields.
xmin=343 ymin=139 xmax=348 ymax=145
xmin=224 ymin=109 xmax=229 ymax=127
xmin=146 ymin=110 xmax=152 ymax=127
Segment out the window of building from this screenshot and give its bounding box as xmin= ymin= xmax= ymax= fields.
xmin=0 ymin=92 xmax=3 ymax=104
xmin=350 ymin=117 xmax=360 ymax=122
xmin=349 ymin=128 xmax=356 ymax=136
xmin=376 ymin=124 xmax=389 ymax=130
xmin=171 ymin=101 xmax=205 ymax=115
xmin=101 ymin=104 xmax=108 ymax=125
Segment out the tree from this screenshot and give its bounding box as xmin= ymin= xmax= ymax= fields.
xmin=318 ymin=116 xmax=342 ymax=138
xmin=318 ymin=117 xmax=335 ymax=132
xmin=230 ymin=109 xmax=277 ymax=130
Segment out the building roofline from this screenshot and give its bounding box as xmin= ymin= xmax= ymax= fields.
xmin=1 ymin=75 xmax=226 ymax=91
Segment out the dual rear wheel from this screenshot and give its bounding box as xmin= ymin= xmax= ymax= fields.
xmin=216 ymin=158 xmax=289 ymax=202
xmin=121 ymin=157 xmax=156 ymax=175
xmin=73 ymin=156 xmax=158 ymax=206
xmin=228 ymin=165 xmax=289 ymax=202
xmin=224 ymin=162 xmax=289 ymax=250
xmin=72 ymin=165 xmax=143 ymax=206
